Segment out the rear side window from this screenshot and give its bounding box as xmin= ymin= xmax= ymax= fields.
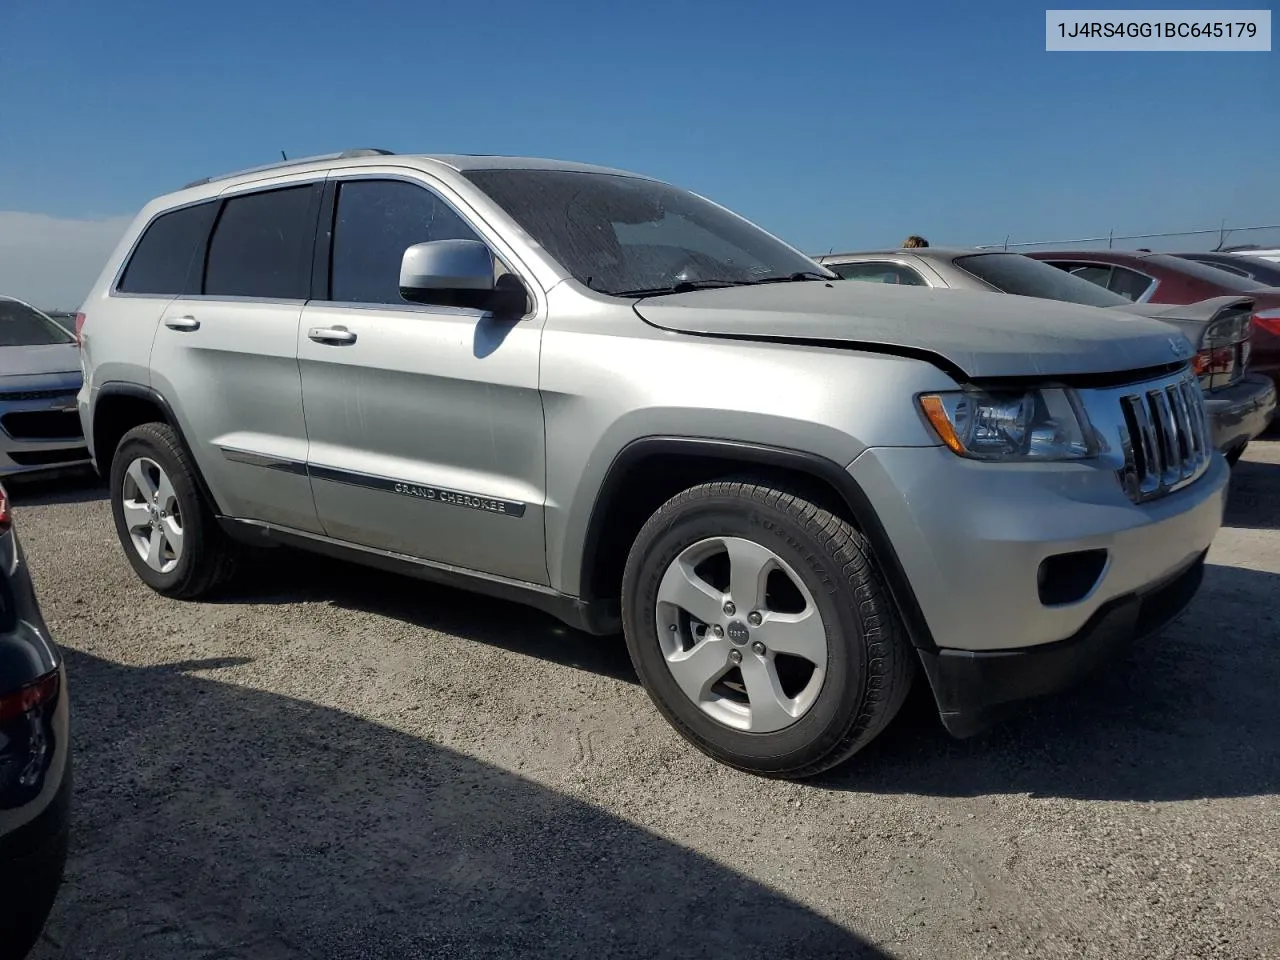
xmin=204 ymin=185 xmax=319 ymax=299
xmin=329 ymin=179 xmax=483 ymax=304
xmin=117 ymin=201 xmax=218 ymax=295
xmin=1107 ymin=267 xmax=1155 ymax=301
xmin=829 ymin=261 xmax=929 ymax=285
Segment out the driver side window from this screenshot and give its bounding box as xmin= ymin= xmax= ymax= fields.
xmin=329 ymin=179 xmax=504 ymax=305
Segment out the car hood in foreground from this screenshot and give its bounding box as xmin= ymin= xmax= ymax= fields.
xmin=0 ymin=342 xmax=81 ymax=379
xmin=633 ymin=282 xmax=1192 ymax=380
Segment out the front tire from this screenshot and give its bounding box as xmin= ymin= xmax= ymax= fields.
xmin=109 ymin=422 xmax=238 ymax=599
xmin=621 ymin=479 xmax=915 ymax=779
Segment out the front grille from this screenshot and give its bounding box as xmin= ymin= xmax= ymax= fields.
xmin=1117 ymin=374 xmax=1211 ymax=502
xmin=0 ymin=387 xmax=77 ymax=403
xmin=1 ymin=410 xmax=83 ymax=441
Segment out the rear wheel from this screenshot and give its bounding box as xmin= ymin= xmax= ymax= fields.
xmin=621 ymin=479 xmax=915 ymax=778
xmin=1225 ymin=442 xmax=1247 ymax=466
xmin=109 ymin=422 xmax=238 ymax=598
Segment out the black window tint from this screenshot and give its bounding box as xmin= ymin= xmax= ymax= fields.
xmin=330 ymin=180 xmax=482 ymax=304
xmin=829 ymin=261 xmax=928 ymax=286
xmin=204 ymin=186 xmax=318 ymax=299
xmin=1107 ymin=267 xmax=1154 ymax=301
xmin=953 ymin=253 xmax=1130 ymax=307
xmin=117 ymin=201 xmax=217 ymax=295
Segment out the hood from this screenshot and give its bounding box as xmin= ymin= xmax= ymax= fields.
xmin=633 ymin=282 xmax=1194 ymax=380
xmin=0 ymin=342 xmax=81 ymax=379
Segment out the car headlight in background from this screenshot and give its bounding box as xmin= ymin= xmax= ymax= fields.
xmin=918 ymin=388 xmax=1095 ymax=461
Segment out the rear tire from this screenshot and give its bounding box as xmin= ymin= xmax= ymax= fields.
xmin=1225 ymin=443 xmax=1247 ymax=466
xmin=621 ymin=479 xmax=915 ymax=779
xmin=109 ymin=422 xmax=238 ymax=599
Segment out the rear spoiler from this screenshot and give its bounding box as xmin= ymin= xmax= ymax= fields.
xmin=1113 ymin=295 xmax=1255 ymax=324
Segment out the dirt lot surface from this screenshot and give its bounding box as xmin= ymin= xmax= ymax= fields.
xmin=10 ymin=437 xmax=1280 ymax=960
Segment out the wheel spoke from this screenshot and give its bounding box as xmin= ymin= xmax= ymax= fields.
xmin=739 ymin=655 xmax=796 ymax=732
xmin=155 ymin=470 xmax=177 ymax=512
xmin=121 ymin=499 xmax=152 ymax=533
xmin=666 ymin=636 xmax=732 ymax=703
xmin=758 ymin=607 xmax=827 ymax=666
xmin=657 ymin=560 xmax=725 ymax=626
xmin=145 ymin=527 xmax=167 ymax=571
xmin=726 ymin=538 xmax=775 ymax=614
xmin=162 ymin=516 xmax=184 ymax=561
xmin=127 ymin=459 xmax=157 ymax=501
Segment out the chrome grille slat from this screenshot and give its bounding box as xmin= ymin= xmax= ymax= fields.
xmin=1151 ymin=387 xmax=1179 ymax=485
xmin=1115 ymin=370 xmax=1211 ymax=503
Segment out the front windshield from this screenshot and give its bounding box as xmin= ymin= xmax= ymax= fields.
xmin=462 ymin=169 xmax=831 ymax=296
xmin=0 ymin=299 xmax=75 ymax=347
xmin=953 ymin=253 xmax=1132 ymax=308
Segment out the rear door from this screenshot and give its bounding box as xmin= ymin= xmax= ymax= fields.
xmin=150 ymin=176 xmax=325 ymax=533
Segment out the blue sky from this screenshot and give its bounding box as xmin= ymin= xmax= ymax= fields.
xmin=1 ymin=0 xmax=1277 ymax=306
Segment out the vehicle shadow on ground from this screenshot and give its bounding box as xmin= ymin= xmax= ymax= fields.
xmin=827 ymin=562 xmax=1280 ymax=803
xmin=1223 ymin=456 xmax=1280 ymax=530
xmin=2 ymin=470 xmax=106 ymax=507
xmin=227 ymin=548 xmax=641 ymax=686
xmin=32 ymin=651 xmax=892 ymax=960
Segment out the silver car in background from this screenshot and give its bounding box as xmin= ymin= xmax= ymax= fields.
xmin=0 ymin=297 xmax=91 ymax=479
xmin=815 ymin=248 xmax=1276 ymax=462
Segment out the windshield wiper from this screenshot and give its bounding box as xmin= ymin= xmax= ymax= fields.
xmin=746 ymin=270 xmax=833 ymax=285
xmin=612 ymin=279 xmax=752 ymax=297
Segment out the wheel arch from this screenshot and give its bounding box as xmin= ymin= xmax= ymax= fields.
xmin=92 ymin=382 xmax=225 ymax=515
xmin=577 ymin=436 xmax=937 ymax=653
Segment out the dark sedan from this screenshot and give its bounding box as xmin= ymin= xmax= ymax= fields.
xmin=1024 ymin=250 xmax=1280 ymax=398
xmin=0 ymin=483 xmax=70 ymax=960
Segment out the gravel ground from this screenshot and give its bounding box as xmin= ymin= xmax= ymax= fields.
xmin=10 ymin=436 xmax=1280 ymax=960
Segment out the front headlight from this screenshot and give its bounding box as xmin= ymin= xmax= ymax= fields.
xmin=918 ymin=387 xmax=1095 ymax=461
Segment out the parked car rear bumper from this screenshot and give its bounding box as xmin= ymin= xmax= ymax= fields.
xmin=1204 ymin=373 xmax=1277 ymax=453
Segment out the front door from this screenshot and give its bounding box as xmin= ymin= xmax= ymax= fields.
xmin=297 ymin=175 xmax=548 ymax=584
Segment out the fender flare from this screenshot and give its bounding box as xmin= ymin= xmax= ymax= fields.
xmin=577 ymin=436 xmax=937 ymax=653
xmin=93 ymin=381 xmax=225 ymax=516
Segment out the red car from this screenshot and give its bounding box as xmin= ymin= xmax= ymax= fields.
xmin=1026 ymin=248 xmax=1280 ymax=396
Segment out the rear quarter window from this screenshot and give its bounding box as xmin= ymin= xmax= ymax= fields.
xmin=117 ymin=201 xmax=219 ymax=296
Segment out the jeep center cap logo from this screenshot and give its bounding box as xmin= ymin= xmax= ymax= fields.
xmin=726 ymin=621 xmax=750 ymax=645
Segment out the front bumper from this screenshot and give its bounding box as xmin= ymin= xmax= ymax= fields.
xmin=1 ymin=372 xmax=90 ymax=479
xmin=918 ymin=551 xmax=1205 ymax=737
xmin=848 ymin=444 xmax=1227 ymax=654
xmin=1204 ymin=373 xmax=1277 ymax=454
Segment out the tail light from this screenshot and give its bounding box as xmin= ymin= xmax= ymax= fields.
xmin=0 ymin=483 xmax=10 ymax=534
xmin=73 ymin=312 xmax=87 ymax=345
xmin=0 ymin=670 xmax=60 ymax=723
xmin=1195 ymin=313 xmax=1252 ymax=390
xmin=1254 ymin=307 xmax=1280 ymax=336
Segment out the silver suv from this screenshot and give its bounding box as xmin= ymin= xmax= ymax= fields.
xmin=77 ymin=150 xmax=1228 ymax=778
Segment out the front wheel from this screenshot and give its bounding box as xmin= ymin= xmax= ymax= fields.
xmin=621 ymin=479 xmax=915 ymax=779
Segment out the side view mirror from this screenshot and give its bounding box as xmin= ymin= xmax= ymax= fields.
xmin=399 ymin=239 xmax=528 ymax=315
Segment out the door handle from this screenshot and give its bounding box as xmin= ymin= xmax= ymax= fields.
xmin=165 ymin=315 xmax=200 ymax=332
xmin=308 ymin=326 xmax=357 ymax=345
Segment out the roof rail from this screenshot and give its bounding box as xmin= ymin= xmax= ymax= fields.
xmin=181 ymin=148 xmax=396 ymax=190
